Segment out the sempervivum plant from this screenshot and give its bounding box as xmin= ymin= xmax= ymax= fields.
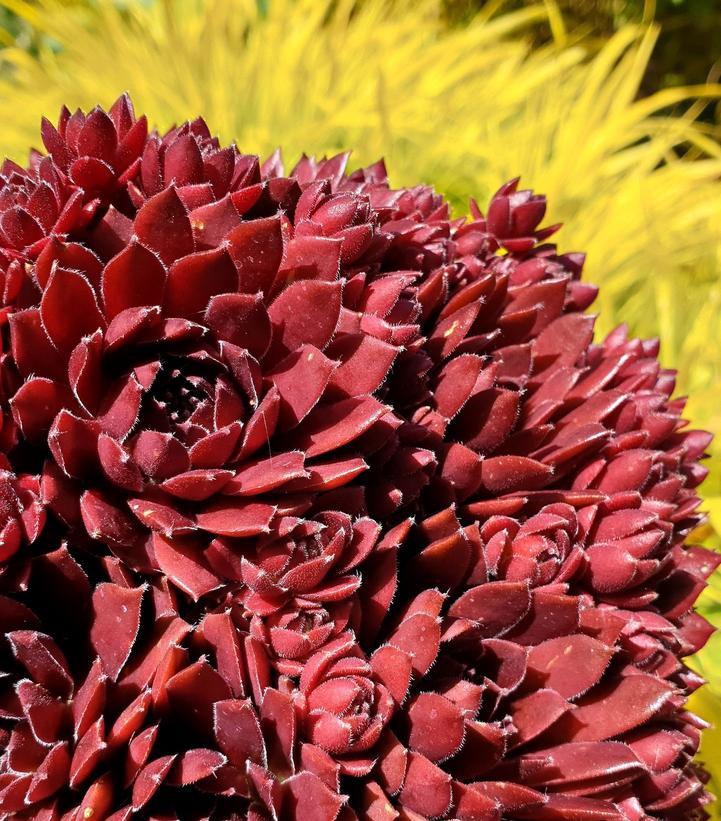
xmin=0 ymin=95 xmax=717 ymax=821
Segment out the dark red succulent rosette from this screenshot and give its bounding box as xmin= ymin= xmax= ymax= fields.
xmin=0 ymin=96 xmax=149 ymax=322
xmin=239 ymin=510 xmax=406 ymax=684
xmin=0 ymin=98 xmax=717 ymax=821
xmin=2 ymin=152 xmax=427 ymax=564
xmin=0 ymin=520 xmax=410 ymax=819
xmin=0 ymin=541 xmax=345 ymax=820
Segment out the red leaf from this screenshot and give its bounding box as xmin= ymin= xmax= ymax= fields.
xmin=412 ymin=532 xmax=471 ymax=592
xmin=124 ymin=725 xmax=158 ymax=788
xmin=196 ymin=499 xmax=276 ymax=537
xmin=160 ymin=468 xmax=234 ymax=500
xmin=408 ymin=693 xmax=465 ymax=762
xmin=198 ymin=612 xmax=246 ymax=697
xmin=166 ymin=659 xmax=232 ymax=733
xmin=289 ymin=396 xmax=387 ymax=458
xmin=267 ymin=279 xmax=342 ymax=365
xmin=69 ymin=717 xmax=107 ymax=788
xmin=98 ymin=434 xmax=144 ymax=492
xmin=10 ymin=377 xmax=74 ymax=440
xmin=526 ymin=634 xmax=615 ymax=700
xmin=426 ymin=303 xmax=480 ymax=362
xmin=90 ymin=582 xmax=144 ymax=680
xmin=80 ymin=489 xmax=139 ymax=547
xmin=566 ymin=675 xmax=674 ymax=742
xmin=131 ymin=755 xmax=176 ymax=811
xmin=451 ymin=388 xmax=520 ymax=453
xmin=120 ymin=617 xmax=191 ymax=691
xmin=238 ymin=386 xmax=280 ymax=459
xmin=282 ymin=455 xmax=367 ymax=493
xmin=1 ymin=205 xmax=44 ymax=248
xmin=283 ymin=771 xmax=345 ymax=821
xmin=326 ymin=334 xmax=399 ymax=398
xmin=27 ymin=740 xmax=70 ymax=804
xmin=107 ymin=689 xmax=152 ymax=748
xmin=205 ymin=292 xmax=271 ymax=358
xmin=370 ymin=645 xmax=412 ymax=705
xmin=168 ymin=748 xmax=227 ymax=785
xmin=78 ymin=108 xmax=117 ymax=163
xmin=68 ymin=330 xmax=106 ymax=414
xmin=448 ymin=581 xmax=531 ymax=638
xmin=438 ymin=443 xmax=484 ymax=501
xmin=514 ymin=795 xmax=625 ymax=820
xmin=128 ymin=497 xmax=195 ymax=537
xmin=399 ymin=753 xmax=452 ymax=818
xmin=433 ymin=354 xmax=485 ymax=418
xmin=9 ymin=308 xmax=64 ymax=380
xmin=388 ymin=614 xmax=440 ymax=677
xmin=164 ymin=134 xmax=203 ymax=185
xmin=226 ymin=215 xmax=283 ymax=295
xmin=36 ymin=238 xmax=103 ymax=290
xmin=507 ymin=590 xmax=580 ymax=646
xmin=279 ymin=235 xmax=342 ymax=282
xmin=214 ymin=699 xmax=266 ymax=767
xmin=510 ymin=689 xmax=571 ymax=746
xmin=519 ymin=741 xmax=644 ymax=787
xmin=98 ymin=373 xmax=144 ymax=439
xmin=131 ymin=430 xmax=190 ymax=481
xmin=164 ymin=246 xmax=238 ymax=319
xmin=190 ymin=194 xmax=243 ymax=248
xmin=134 ymin=186 xmax=194 ymax=265
xmin=102 ymin=241 xmax=167 ymax=318
xmin=48 ymin=410 xmax=100 ymax=479
xmin=189 ymin=423 xmax=243 ymax=469
xmin=73 ymin=658 xmax=107 ymax=739
xmin=7 ymin=630 xmax=73 ymax=699
xmin=533 ymin=313 xmax=595 ymax=367
xmin=270 ymin=344 xmax=338 ymax=428
xmin=480 ymin=455 xmax=554 ymax=493
xmin=223 ymin=451 xmax=307 ymax=496
xmin=15 ymin=680 xmax=67 ymax=744
xmin=152 ymin=533 xmax=220 ymax=601
xmin=40 ymin=267 xmax=105 ymax=356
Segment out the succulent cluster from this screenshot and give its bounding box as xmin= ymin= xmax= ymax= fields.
xmin=0 ymin=95 xmax=717 ymax=820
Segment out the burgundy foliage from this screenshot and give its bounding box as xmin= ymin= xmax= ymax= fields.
xmin=0 ymin=95 xmax=717 ymax=820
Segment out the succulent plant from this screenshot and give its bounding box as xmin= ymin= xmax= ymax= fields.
xmin=0 ymin=96 xmax=716 ymax=821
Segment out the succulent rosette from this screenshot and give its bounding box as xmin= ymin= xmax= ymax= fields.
xmin=0 ymin=96 xmax=717 ymax=820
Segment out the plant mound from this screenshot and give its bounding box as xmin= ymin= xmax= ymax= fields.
xmin=0 ymin=96 xmax=716 ymax=821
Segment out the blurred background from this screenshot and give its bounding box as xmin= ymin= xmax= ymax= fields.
xmin=0 ymin=0 xmax=720 ymax=812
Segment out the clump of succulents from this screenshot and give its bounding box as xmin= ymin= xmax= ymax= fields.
xmin=0 ymin=96 xmax=716 ymax=821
